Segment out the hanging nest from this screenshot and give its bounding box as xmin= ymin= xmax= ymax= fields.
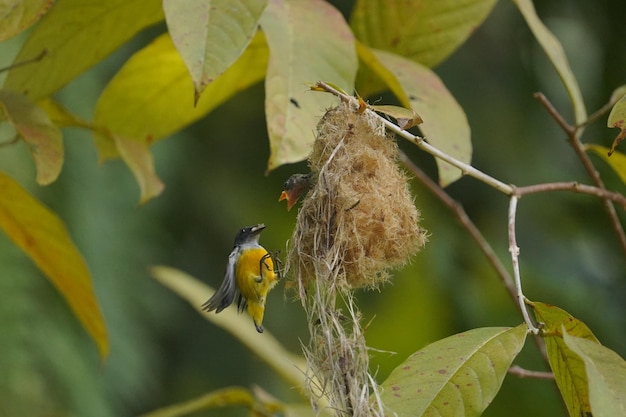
xmin=289 ymin=100 xmax=428 ymax=291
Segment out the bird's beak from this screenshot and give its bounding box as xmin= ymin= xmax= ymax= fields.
xmin=279 ymin=190 xmax=296 ymax=211
xmin=251 ymin=223 xmax=266 ymax=234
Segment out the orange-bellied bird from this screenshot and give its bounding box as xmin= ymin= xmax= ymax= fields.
xmin=201 ymin=224 xmax=279 ymax=333
xmin=279 ymin=173 xmax=313 ymax=210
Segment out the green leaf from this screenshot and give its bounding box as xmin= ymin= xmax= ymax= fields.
xmin=150 ymin=266 xmax=307 ymax=390
xmin=260 ymin=0 xmax=357 ymax=171
xmin=138 ymin=386 xmax=256 ymax=417
xmin=585 ymin=144 xmax=626 ymax=185
xmin=379 ymin=325 xmax=527 ymax=417
xmin=139 ymin=386 xmax=321 ymax=417
xmin=164 ymin=0 xmax=268 ymax=103
xmin=607 ymin=93 xmax=626 ymax=155
xmin=531 ymin=302 xmax=597 ymax=417
xmin=531 ymin=302 xmax=599 ymax=341
xmin=369 ymin=49 xmax=471 ymax=187
xmin=369 ymin=104 xmax=423 ymax=129
xmin=0 ymin=0 xmax=54 ymax=41
xmin=563 ymin=332 xmax=626 ymax=417
xmin=94 ymin=30 xmax=268 ymax=161
xmin=0 ymin=171 xmax=108 ymax=359
xmin=350 ymin=0 xmax=498 ymax=68
xmin=512 ymin=0 xmax=587 ymax=125
xmin=0 ymin=89 xmax=63 ymax=185
xmin=4 ymin=0 xmax=164 ymax=100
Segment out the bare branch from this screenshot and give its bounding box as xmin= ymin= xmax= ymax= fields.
xmin=315 ymin=81 xmax=514 ymax=195
xmin=508 ymin=196 xmax=539 ymax=334
xmin=508 ymin=365 xmax=554 ymax=380
xmin=534 ymin=92 xmax=626 ymax=256
xmin=516 ymin=182 xmax=626 ymax=209
xmin=398 ymin=151 xmax=517 ymax=304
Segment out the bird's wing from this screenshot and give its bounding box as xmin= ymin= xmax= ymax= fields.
xmin=201 ymin=247 xmax=240 ymax=313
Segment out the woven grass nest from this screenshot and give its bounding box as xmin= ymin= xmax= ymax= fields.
xmin=289 ymin=101 xmax=428 ymax=291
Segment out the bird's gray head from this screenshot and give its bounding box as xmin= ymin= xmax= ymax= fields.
xmin=233 ymin=223 xmax=266 ymax=246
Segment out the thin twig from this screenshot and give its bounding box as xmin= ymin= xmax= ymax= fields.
xmin=516 ymin=182 xmax=626 ymax=209
xmin=533 ymin=92 xmax=573 ymax=134
xmin=577 ymin=96 xmax=620 ymax=129
xmin=398 ymin=150 xmax=517 ymax=304
xmin=317 ymin=80 xmax=625 ymax=336
xmin=508 ymin=196 xmax=539 ymax=334
xmin=508 ymin=365 xmax=554 ymax=380
xmin=316 ymin=81 xmax=514 ymax=195
xmin=400 ymin=150 xmax=551 ymax=361
xmin=534 ymin=92 xmax=626 ymax=257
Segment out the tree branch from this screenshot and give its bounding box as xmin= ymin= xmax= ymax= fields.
xmin=316 ymin=81 xmax=514 ymax=195
xmin=534 ymin=92 xmax=626 ymax=256
xmin=398 ymin=151 xmax=518 ymax=304
xmin=515 ymin=182 xmax=626 ymax=209
xmin=508 ymin=196 xmax=540 ymax=334
xmin=508 ymin=365 xmax=554 ymax=380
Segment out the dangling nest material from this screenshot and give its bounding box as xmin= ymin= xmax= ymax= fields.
xmin=290 ymin=101 xmax=427 ymax=291
xmin=286 ymin=100 xmax=428 ymax=417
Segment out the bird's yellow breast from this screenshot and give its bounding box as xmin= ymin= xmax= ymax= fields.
xmin=235 ymin=247 xmax=278 ymax=301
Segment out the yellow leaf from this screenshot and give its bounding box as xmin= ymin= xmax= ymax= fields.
xmin=37 ymin=98 xmax=94 ymax=130
xmin=0 ymin=89 xmax=63 ymax=185
xmin=94 ymin=31 xmax=268 ymax=161
xmin=531 ymin=302 xmax=596 ymax=417
xmin=260 ymin=0 xmax=357 ymax=171
xmin=4 ymin=0 xmax=164 ymax=100
xmin=563 ymin=332 xmax=626 ymax=417
xmin=139 ymin=386 xmax=256 ymax=417
xmin=163 ymin=0 xmax=268 ymax=102
xmin=113 ymin=135 xmax=165 ymax=204
xmin=531 ymin=302 xmax=598 ymax=341
xmin=585 ymin=144 xmax=626 ymax=185
xmin=0 ymin=172 xmax=108 ymax=359
xmin=0 ymin=0 xmax=53 ymax=41
xmin=354 ymin=41 xmax=412 ymax=106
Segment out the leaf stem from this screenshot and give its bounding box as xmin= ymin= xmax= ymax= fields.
xmin=316 ymin=81 xmax=513 ymax=195
xmin=577 ymin=97 xmax=619 ymax=129
xmin=508 ymin=196 xmax=540 ymax=334
xmin=508 ymin=365 xmax=554 ymax=380
xmin=317 ymin=80 xmax=625 ymax=336
xmin=516 ymin=182 xmax=626 ymax=208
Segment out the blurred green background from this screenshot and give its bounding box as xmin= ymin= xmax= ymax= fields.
xmin=1 ymin=1 xmax=625 ymax=416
